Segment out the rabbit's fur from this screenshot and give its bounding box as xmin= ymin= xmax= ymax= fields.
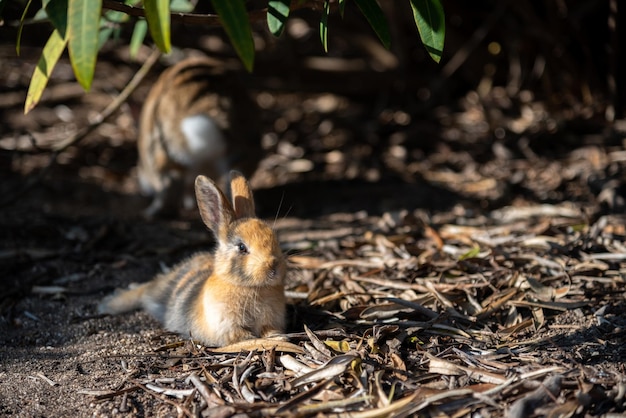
xmin=137 ymin=56 xmax=261 ymax=217
xmin=99 ymin=172 xmax=286 ymax=346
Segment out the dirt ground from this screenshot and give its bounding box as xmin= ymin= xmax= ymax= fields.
xmin=2 ymin=5 xmax=626 ymax=417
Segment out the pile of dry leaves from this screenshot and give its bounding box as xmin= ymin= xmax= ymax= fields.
xmin=74 ymin=203 xmax=626 ymax=417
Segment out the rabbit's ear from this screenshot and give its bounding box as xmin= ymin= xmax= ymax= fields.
xmin=229 ymin=171 xmax=255 ymax=219
xmin=195 ymin=175 xmax=234 ymax=232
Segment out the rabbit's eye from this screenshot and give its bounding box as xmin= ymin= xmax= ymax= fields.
xmin=237 ymin=242 xmax=248 ymax=254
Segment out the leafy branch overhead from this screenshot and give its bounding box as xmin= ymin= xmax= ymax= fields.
xmin=19 ymin=0 xmax=445 ymax=113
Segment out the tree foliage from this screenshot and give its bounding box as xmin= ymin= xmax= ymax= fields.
xmin=11 ymin=0 xmax=445 ymax=114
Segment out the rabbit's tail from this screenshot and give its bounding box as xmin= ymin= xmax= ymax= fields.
xmin=97 ymin=283 xmax=150 ymax=315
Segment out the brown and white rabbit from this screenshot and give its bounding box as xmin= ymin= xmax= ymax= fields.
xmin=137 ymin=56 xmax=261 ymax=217
xmin=99 ymin=171 xmax=286 ymax=346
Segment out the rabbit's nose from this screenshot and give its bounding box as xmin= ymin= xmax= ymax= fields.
xmin=267 ymin=259 xmax=280 ymax=278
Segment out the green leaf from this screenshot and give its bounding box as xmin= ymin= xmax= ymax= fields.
xmin=320 ymin=0 xmax=329 ymax=53
xmin=45 ymin=0 xmax=69 ymax=37
xmin=103 ymin=8 xmax=130 ymax=24
xmin=354 ymin=0 xmax=391 ymax=49
xmin=129 ymin=19 xmax=148 ymax=58
xmin=267 ymin=0 xmax=290 ymax=37
xmin=409 ymin=0 xmax=445 ymax=63
xmin=144 ymin=0 xmax=171 ymax=53
xmin=211 ymin=0 xmax=254 ymax=72
xmin=170 ymin=0 xmax=194 ymax=13
xmin=459 ymin=246 xmax=480 ymax=261
xmin=100 ymin=7 xmax=131 ymax=47
xmin=98 ymin=27 xmax=114 ymax=50
xmin=68 ymin=0 xmax=101 ymax=90
xmin=339 ymin=0 xmax=346 ymax=18
xmin=32 ymin=6 xmax=49 ymax=20
xmin=25 ymin=29 xmax=68 ymax=114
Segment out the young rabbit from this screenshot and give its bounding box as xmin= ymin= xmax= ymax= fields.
xmin=137 ymin=56 xmax=261 ymax=217
xmin=99 ymin=171 xmax=286 ymax=346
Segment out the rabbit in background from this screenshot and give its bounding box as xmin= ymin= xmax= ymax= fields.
xmin=99 ymin=171 xmax=286 ymax=346
xmin=137 ymin=56 xmax=261 ymax=217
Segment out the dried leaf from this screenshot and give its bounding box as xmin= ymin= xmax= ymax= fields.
xmin=144 ymin=383 xmax=194 ymax=398
xmin=31 ymin=285 xmax=67 ymax=294
xmin=279 ymin=354 xmax=315 ymax=375
xmin=210 ymin=338 xmax=303 ymax=354
xmin=360 ymin=302 xmax=412 ymax=320
xmin=427 ymin=353 xmax=507 ymax=384
xmin=508 ymin=375 xmax=562 ymax=418
xmin=292 ymin=355 xmax=358 ymax=387
xmin=304 ymin=324 xmax=333 ymax=357
xmin=324 ymin=339 xmax=351 ymax=353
